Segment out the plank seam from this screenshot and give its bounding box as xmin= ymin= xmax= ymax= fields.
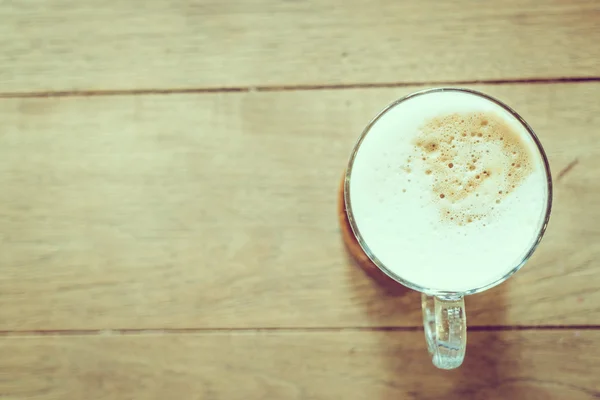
xmin=0 ymin=77 xmax=598 ymax=99
xmin=0 ymin=325 xmax=598 ymax=337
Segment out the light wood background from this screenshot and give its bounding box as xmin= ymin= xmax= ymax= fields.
xmin=0 ymin=0 xmax=599 ymax=399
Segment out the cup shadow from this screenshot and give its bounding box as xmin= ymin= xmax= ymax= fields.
xmin=372 ymin=276 xmax=529 ymax=398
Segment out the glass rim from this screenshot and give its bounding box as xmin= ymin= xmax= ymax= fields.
xmin=343 ymin=87 xmax=554 ymax=297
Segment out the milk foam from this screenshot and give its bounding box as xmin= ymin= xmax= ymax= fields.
xmin=348 ymin=90 xmax=549 ymax=292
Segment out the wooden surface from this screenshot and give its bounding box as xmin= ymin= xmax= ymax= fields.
xmin=0 ymin=0 xmax=599 ymax=398
xmin=1 ymin=331 xmax=599 ymax=399
xmin=0 ymin=0 xmax=600 ymax=92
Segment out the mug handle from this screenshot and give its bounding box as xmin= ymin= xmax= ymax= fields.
xmin=421 ymin=293 xmax=467 ymax=369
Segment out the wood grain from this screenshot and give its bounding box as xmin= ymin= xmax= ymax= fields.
xmin=0 ymin=330 xmax=598 ymax=399
xmin=0 ymin=0 xmax=599 ymax=93
xmin=0 ymin=83 xmax=599 ymax=330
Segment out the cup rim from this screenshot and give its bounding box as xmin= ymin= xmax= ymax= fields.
xmin=343 ymin=87 xmax=553 ymax=297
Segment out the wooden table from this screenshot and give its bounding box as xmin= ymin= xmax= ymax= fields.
xmin=1 ymin=1 xmax=599 ymax=398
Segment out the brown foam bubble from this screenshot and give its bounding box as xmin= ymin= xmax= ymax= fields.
xmin=413 ymin=111 xmax=534 ymax=225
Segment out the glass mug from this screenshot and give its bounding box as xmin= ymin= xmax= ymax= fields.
xmin=343 ymin=88 xmax=553 ymax=369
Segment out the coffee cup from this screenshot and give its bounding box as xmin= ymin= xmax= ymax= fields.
xmin=342 ymin=88 xmax=552 ymax=369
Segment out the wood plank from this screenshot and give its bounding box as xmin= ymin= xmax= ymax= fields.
xmin=0 ymin=83 xmax=599 ymax=330
xmin=0 ymin=330 xmax=598 ymax=399
xmin=0 ymin=0 xmax=599 ymax=93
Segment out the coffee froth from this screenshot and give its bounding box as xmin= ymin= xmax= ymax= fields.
xmin=409 ymin=111 xmax=534 ymax=225
xmin=347 ymin=90 xmax=549 ymax=292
